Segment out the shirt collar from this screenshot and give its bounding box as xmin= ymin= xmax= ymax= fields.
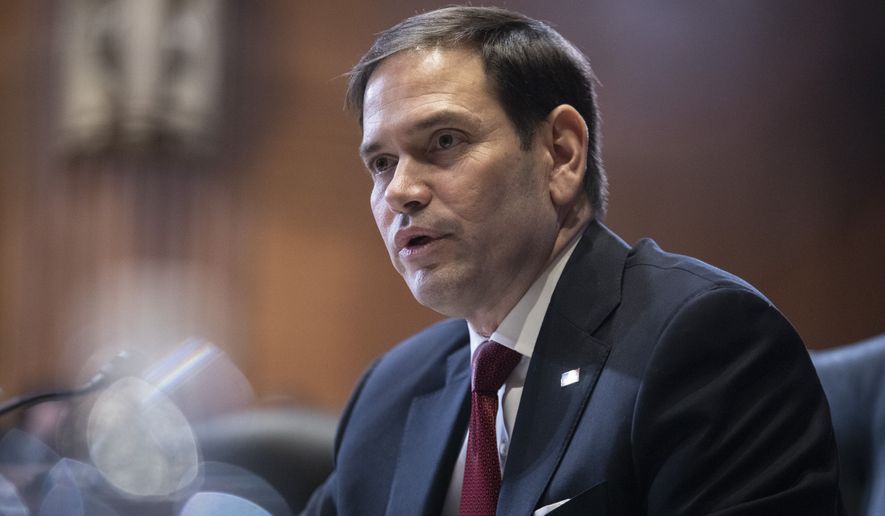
xmin=467 ymin=236 xmax=581 ymax=360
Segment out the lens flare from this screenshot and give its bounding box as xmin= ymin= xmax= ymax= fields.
xmin=87 ymin=377 xmax=199 ymax=497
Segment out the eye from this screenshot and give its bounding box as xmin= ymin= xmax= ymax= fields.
xmin=369 ymin=155 xmax=397 ymax=175
xmin=430 ymin=131 xmax=465 ymax=151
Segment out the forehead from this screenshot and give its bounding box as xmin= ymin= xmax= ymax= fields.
xmin=360 ymin=48 xmax=500 ymax=144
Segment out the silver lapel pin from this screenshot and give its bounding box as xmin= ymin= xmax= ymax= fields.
xmin=560 ymin=368 xmax=580 ymax=387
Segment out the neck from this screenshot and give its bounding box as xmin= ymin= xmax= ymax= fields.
xmin=466 ymin=198 xmax=593 ymax=336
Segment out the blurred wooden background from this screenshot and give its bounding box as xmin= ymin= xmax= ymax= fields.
xmin=1 ymin=1 xmax=883 ymax=412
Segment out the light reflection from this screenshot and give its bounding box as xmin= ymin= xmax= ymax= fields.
xmin=0 ymin=339 xmax=290 ymax=513
xmin=179 ymin=492 xmax=271 ymax=516
xmin=87 ymin=377 xmax=199 ymax=497
xmin=141 ymin=338 xmax=255 ymax=423
xmin=192 ymin=462 xmax=291 ymax=516
xmin=0 ymin=475 xmax=28 ymax=516
xmin=41 ymin=459 xmax=118 ymax=516
xmin=0 ymin=429 xmax=59 ymax=466
xmin=144 ymin=338 xmax=222 ymax=394
xmin=38 ymin=484 xmax=83 ymax=516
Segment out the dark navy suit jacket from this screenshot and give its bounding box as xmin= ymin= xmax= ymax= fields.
xmin=302 ymin=221 xmax=842 ymax=515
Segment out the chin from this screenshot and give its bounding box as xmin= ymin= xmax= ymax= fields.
xmin=409 ymin=277 xmax=469 ymax=318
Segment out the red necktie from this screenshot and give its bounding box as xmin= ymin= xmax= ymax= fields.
xmin=459 ymin=340 xmax=522 ymax=516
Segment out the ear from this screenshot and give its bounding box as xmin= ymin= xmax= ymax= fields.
xmin=543 ymin=104 xmax=588 ymax=207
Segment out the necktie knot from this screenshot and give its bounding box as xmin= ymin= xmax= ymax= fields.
xmin=472 ymin=340 xmax=521 ymax=394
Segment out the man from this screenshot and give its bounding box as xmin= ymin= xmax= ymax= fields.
xmin=303 ymin=6 xmax=842 ymax=515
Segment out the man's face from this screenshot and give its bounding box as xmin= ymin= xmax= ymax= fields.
xmin=360 ymin=48 xmax=559 ymax=325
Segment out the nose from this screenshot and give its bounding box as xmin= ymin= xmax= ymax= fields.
xmin=384 ymin=159 xmax=431 ymax=214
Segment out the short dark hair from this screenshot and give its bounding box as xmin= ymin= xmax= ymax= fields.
xmin=346 ymin=6 xmax=608 ymax=219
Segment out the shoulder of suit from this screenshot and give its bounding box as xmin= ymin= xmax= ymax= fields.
xmin=625 ymin=237 xmax=766 ymax=300
xmin=376 ymin=318 xmax=469 ymax=369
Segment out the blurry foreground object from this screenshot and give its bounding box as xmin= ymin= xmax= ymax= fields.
xmin=195 ymin=406 xmax=337 ymax=512
xmin=58 ymin=0 xmax=225 ymax=155
xmin=179 ymin=490 xmax=271 ymax=516
xmin=0 ymin=352 xmax=132 ymax=418
xmin=811 ymin=333 xmax=885 ymax=516
xmin=0 ymin=338 xmax=336 ymax=515
xmin=88 ymin=376 xmax=199 ymax=497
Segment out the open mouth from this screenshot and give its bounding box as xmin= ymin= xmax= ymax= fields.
xmin=395 ymin=228 xmax=445 ymax=257
xmin=407 ymin=235 xmax=432 ymax=247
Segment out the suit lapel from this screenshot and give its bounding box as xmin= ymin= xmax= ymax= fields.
xmin=498 ymin=222 xmax=630 ymax=515
xmin=385 ymin=345 xmax=471 ymax=516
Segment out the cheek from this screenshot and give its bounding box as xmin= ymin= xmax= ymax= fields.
xmin=371 ymin=202 xmax=399 ymax=260
xmin=460 ymin=169 xmax=532 ymax=222
xmin=437 ymin=172 xmax=499 ymax=224
xmin=370 ymin=188 xmax=387 ymax=226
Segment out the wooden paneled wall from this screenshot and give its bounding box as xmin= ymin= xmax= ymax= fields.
xmin=1 ymin=1 xmax=883 ymax=411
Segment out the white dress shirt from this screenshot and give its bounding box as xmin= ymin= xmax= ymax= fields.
xmin=441 ymin=237 xmax=580 ymax=514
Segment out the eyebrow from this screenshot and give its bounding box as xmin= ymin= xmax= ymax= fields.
xmin=359 ymin=109 xmax=481 ymax=161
